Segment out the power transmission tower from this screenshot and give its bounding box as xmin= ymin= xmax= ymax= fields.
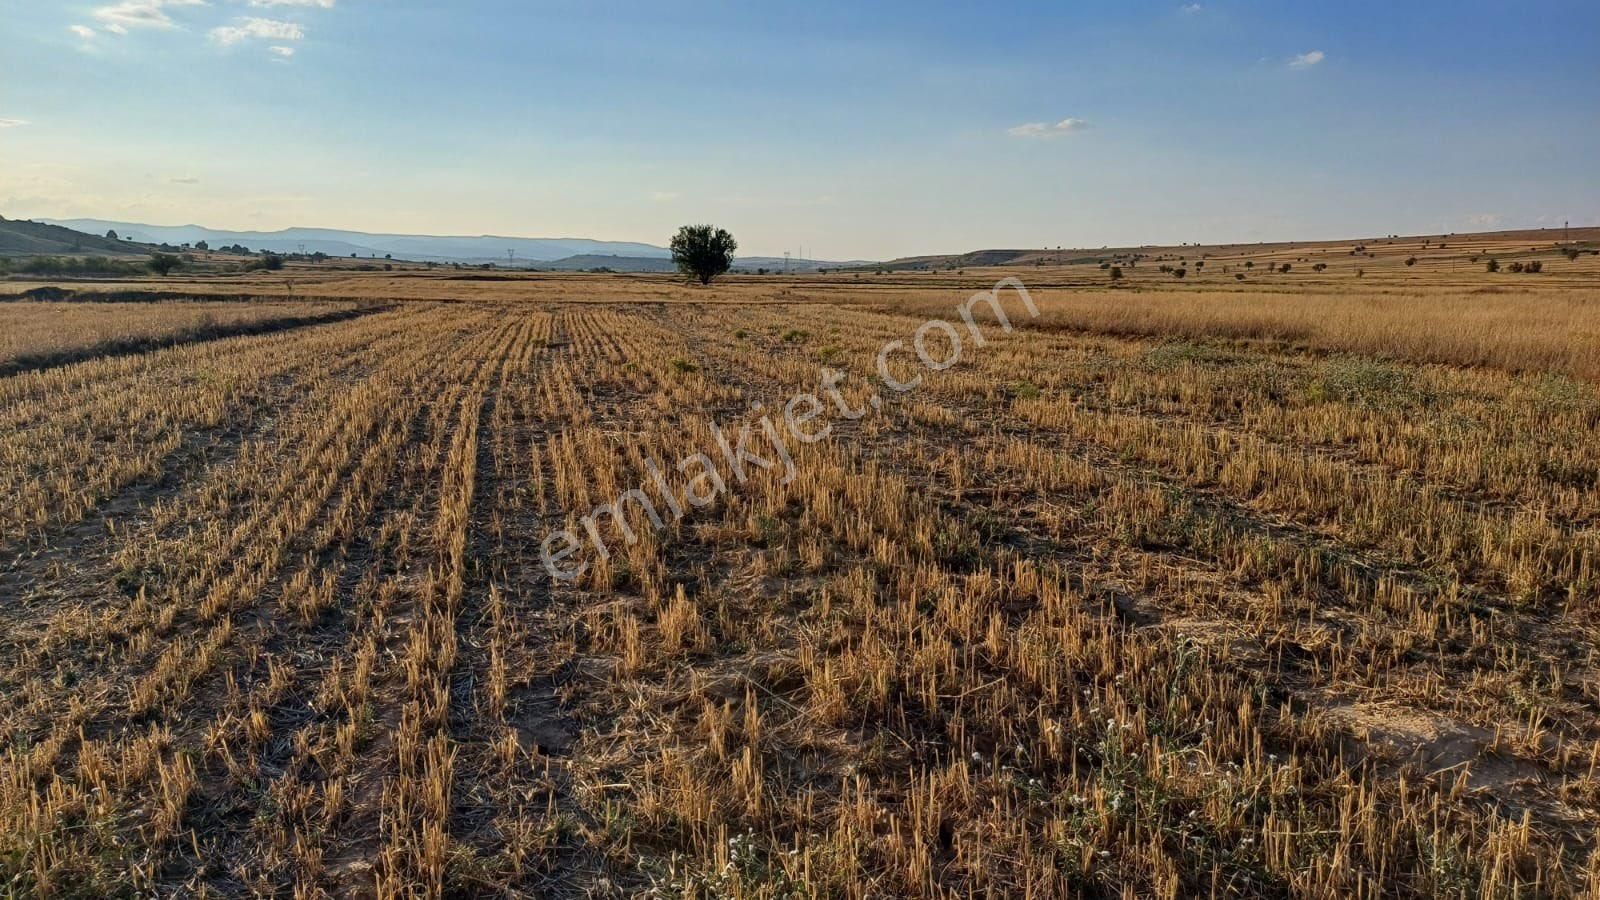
xmin=784 ymin=251 xmax=791 ymax=274
xmin=508 ymin=249 xmax=516 ymax=268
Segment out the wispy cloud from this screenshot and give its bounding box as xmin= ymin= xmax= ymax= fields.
xmin=1288 ymin=50 xmax=1325 ymax=69
xmin=91 ymin=0 xmax=208 ymax=35
xmin=1467 ymin=213 xmax=1501 ymax=228
xmin=249 ymin=0 xmax=333 ymax=6
xmin=268 ymin=45 xmax=296 ymax=58
xmin=69 ymin=24 xmax=98 ymax=40
xmin=0 ymin=119 xmax=29 ymax=129
xmin=1180 ymin=3 xmax=1203 ymax=13
xmin=169 ymin=175 xmax=200 ymax=184
xmin=210 ymin=17 xmax=305 ymax=46
xmin=1007 ymin=117 xmax=1090 ymax=139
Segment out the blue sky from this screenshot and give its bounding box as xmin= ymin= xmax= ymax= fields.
xmin=2 ymin=0 xmax=1597 ymax=259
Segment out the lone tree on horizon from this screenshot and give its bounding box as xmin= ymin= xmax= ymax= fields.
xmin=671 ymin=224 xmax=737 ymax=285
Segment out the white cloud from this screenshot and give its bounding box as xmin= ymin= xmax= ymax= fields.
xmin=1180 ymin=3 xmax=1203 ymax=13
xmin=0 ymin=119 xmax=28 ymax=128
xmin=268 ymin=44 xmax=296 ymax=56
xmin=169 ymin=176 xmax=200 ymax=184
xmin=69 ymin=24 xmax=98 ymax=40
xmin=1288 ymin=50 xmax=1326 ymax=69
xmin=91 ymin=0 xmax=208 ymax=34
xmin=249 ymin=0 xmax=333 ymax=5
xmin=1007 ymin=117 xmax=1091 ymax=139
xmin=210 ymin=17 xmax=305 ymax=45
xmin=1467 ymin=213 xmax=1501 ymax=228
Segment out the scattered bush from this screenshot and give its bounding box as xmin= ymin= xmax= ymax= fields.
xmin=1486 ymin=258 xmax=1501 ymax=273
xmin=148 ymin=253 xmax=183 ymax=276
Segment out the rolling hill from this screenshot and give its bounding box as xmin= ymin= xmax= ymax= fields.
xmin=0 ymin=217 xmax=145 ymax=258
xmin=865 ymin=226 xmax=1600 ymax=271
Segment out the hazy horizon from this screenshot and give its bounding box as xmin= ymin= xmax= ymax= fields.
xmin=26 ymin=213 xmax=1599 ymax=266
xmin=3 ymin=0 xmax=1597 ymax=259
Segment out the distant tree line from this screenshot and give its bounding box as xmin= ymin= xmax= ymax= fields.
xmin=0 ymin=256 xmax=147 ymax=277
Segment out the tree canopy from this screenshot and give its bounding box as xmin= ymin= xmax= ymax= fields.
xmin=670 ymin=225 xmax=737 ymax=285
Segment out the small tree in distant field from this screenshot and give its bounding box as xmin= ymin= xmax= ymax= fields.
xmin=1485 ymin=258 xmax=1501 ymax=273
xmin=670 ymin=224 xmax=737 ymax=285
xmin=148 ymin=253 xmax=182 ymax=276
xmin=1405 ymin=256 xmax=1418 ymax=267
xmin=1109 ymin=266 xmax=1123 ymax=282
xmin=106 ymin=229 xmax=119 ymax=240
xmin=1279 ymin=263 xmax=1292 ymax=274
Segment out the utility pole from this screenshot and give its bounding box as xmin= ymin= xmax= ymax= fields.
xmin=784 ymin=251 xmax=791 ymax=274
xmin=508 ymin=249 xmax=516 ymax=268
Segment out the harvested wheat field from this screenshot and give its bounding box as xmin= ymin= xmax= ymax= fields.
xmin=0 ymin=300 xmax=373 ymax=377
xmin=2 ymin=261 xmax=1600 ymax=898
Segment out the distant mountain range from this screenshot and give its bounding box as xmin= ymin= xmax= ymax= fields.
xmin=41 ymin=218 xmax=671 ymax=265
xmin=38 ymin=219 xmax=874 ymax=270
